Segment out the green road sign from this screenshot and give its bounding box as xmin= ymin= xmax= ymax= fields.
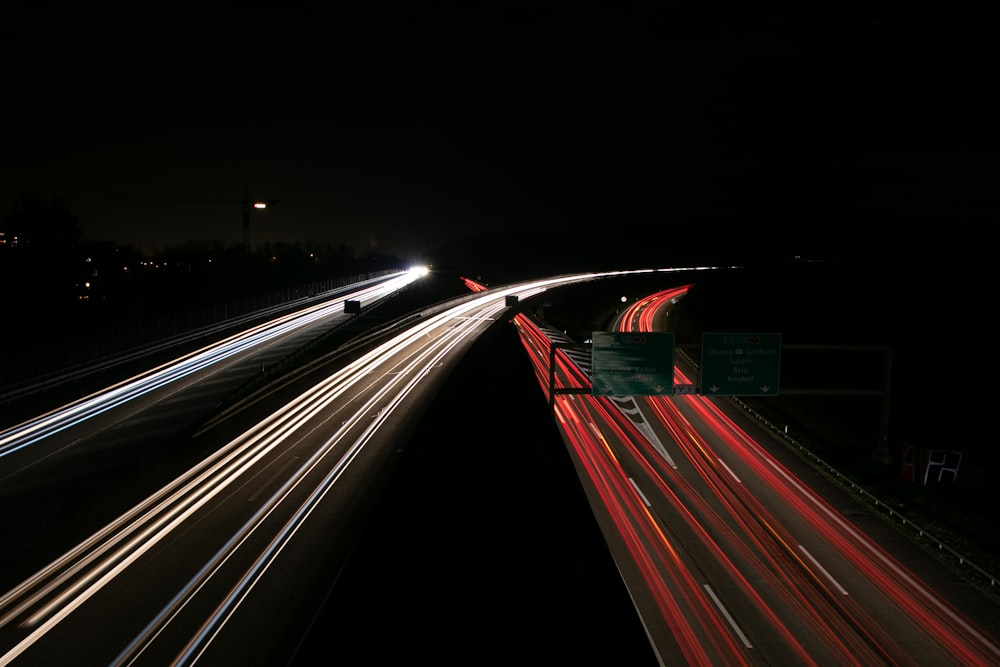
xmin=700 ymin=333 xmax=781 ymax=396
xmin=591 ymin=331 xmax=675 ymax=396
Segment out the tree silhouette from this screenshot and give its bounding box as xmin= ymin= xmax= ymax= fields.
xmin=1 ymin=193 xmax=85 ymax=319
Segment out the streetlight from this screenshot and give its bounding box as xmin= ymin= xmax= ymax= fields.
xmin=109 ymin=190 xmax=281 ymax=251
xmin=242 ymin=187 xmax=281 ymax=252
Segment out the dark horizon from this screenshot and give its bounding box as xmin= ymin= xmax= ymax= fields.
xmin=4 ymin=17 xmax=1000 ymax=666
xmin=4 ymin=24 xmax=998 ymax=266
xmin=3 ymin=19 xmax=996 ymax=465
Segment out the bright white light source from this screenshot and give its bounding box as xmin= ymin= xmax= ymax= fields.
xmin=253 ymin=202 xmax=267 ymax=209
xmin=408 ymin=265 xmax=429 ymax=277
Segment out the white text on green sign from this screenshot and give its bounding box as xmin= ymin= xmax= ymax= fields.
xmin=700 ymin=333 xmax=781 ymax=396
xmin=591 ymin=331 xmax=675 ymax=396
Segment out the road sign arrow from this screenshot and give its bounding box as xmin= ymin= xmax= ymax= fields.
xmin=700 ymin=332 xmax=781 ymax=397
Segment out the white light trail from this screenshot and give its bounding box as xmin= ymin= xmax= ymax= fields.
xmin=0 ymin=269 xmax=633 ymax=665
xmin=0 ymin=272 xmax=422 ymax=458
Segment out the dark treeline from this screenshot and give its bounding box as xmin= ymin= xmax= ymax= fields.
xmin=0 ymin=193 xmax=406 ymax=383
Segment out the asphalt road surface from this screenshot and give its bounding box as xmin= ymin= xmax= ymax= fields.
xmin=289 ymin=318 xmax=659 ymax=666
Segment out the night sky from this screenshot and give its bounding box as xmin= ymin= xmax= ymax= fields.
xmin=2 ymin=17 xmax=1000 ymax=662
xmin=2 ymin=13 xmax=997 ymax=268
xmin=3 ymin=13 xmax=989 ymax=454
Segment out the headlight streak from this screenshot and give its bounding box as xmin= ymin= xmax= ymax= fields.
xmin=141 ymin=277 xmax=623 ymax=664
xmin=2 ymin=363 xmax=373 ymax=652
xmin=1 ymin=311 xmax=431 ymax=629
xmin=0 ymin=272 xmax=423 ymax=459
xmin=0 ymin=270 xmax=621 ymax=666
xmin=1 ymin=306 xmax=499 ymax=663
xmin=1 ymin=326 xmax=401 ymax=629
xmin=124 ymin=298 xmax=506 ymax=666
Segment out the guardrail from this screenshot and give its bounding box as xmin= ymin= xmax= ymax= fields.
xmin=0 ymin=271 xmax=400 ymax=404
xmin=672 ymin=346 xmax=1000 ymax=595
xmin=729 ymin=395 xmax=1000 ymax=596
xmin=191 ymin=282 xmax=495 ymax=432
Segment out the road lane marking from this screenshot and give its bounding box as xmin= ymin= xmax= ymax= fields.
xmin=628 ymin=477 xmax=652 ymax=507
xmin=798 ymin=545 xmax=849 ymax=595
xmin=703 ymin=584 xmax=753 ymax=648
xmin=718 ymin=458 xmax=742 ymax=483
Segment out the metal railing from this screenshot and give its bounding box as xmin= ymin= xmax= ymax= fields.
xmin=0 ymin=271 xmax=398 ymax=402
xmin=728 ymin=395 xmax=1000 ymax=596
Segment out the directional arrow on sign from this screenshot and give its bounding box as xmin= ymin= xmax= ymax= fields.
xmin=700 ymin=333 xmax=781 ymax=397
xmin=591 ymin=331 xmax=675 ymax=396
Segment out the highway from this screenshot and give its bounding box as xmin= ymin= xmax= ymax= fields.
xmin=513 ymin=282 xmax=1000 ymax=665
xmin=0 ymin=268 xmax=646 ymax=666
xmin=6 ymin=266 xmax=998 ymax=665
xmin=0 ymin=270 xmax=428 ymax=475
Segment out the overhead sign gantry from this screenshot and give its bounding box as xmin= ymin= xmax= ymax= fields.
xmin=590 ymin=332 xmax=675 ymax=396
xmin=699 ymin=333 xmax=782 ymax=396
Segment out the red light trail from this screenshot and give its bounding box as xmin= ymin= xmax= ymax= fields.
xmin=505 ymin=281 xmax=1000 ymax=665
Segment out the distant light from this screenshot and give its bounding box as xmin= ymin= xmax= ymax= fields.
xmin=621 ymin=296 xmax=627 ymax=303
xmin=253 ymin=202 xmax=267 ymax=209
xmin=408 ymin=265 xmax=429 ymax=277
